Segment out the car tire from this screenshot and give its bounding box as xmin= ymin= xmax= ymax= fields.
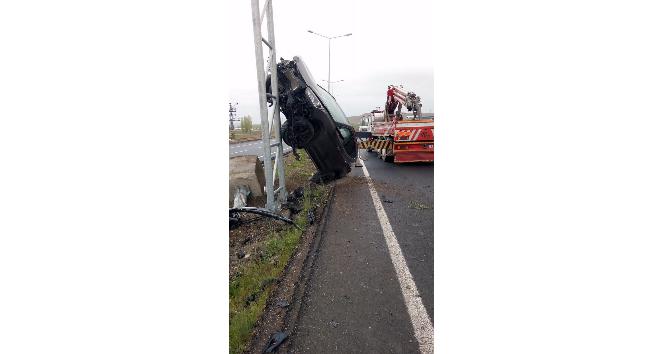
xmin=281 ymin=119 xmax=315 ymax=148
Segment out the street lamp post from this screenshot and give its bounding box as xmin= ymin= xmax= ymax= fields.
xmin=322 ymin=79 xmax=344 ymax=95
xmin=307 ymin=30 xmax=352 ymax=92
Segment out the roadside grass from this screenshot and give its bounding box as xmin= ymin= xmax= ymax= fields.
xmin=285 ymin=152 xmax=317 ymax=182
xmin=230 ymin=129 xmax=277 ymax=143
xmin=229 ymin=154 xmax=326 ymax=354
xmin=408 ymin=200 xmax=433 ymax=210
xmin=230 ymin=131 xmax=262 ymax=143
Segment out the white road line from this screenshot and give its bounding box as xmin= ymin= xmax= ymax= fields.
xmin=360 ymin=162 xmax=434 ymax=354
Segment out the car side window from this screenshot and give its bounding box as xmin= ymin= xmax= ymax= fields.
xmin=313 ymin=85 xmax=350 ymax=125
xmin=338 ymin=127 xmax=352 ymax=141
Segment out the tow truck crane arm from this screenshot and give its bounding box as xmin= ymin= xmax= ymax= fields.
xmin=386 ymin=85 xmax=422 ymax=119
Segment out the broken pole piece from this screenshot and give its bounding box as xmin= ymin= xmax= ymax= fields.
xmin=233 ymin=185 xmax=251 ymax=208
xmin=229 ymin=155 xmax=266 ymax=203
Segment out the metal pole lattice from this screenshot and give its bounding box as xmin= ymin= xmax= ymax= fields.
xmin=250 ymin=0 xmax=287 ymax=211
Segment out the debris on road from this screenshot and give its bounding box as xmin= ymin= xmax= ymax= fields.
xmin=229 ymin=207 xmax=300 ymax=230
xmin=290 ymin=186 xmax=305 ymax=200
xmin=263 ymin=331 xmax=288 ymax=353
xmin=286 ymin=186 xmax=305 ymax=214
xmin=229 ymin=213 xmax=241 ymax=230
xmin=275 ymin=299 xmax=289 ymax=308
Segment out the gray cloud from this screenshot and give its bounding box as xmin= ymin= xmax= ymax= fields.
xmin=227 ymin=0 xmax=433 ymax=123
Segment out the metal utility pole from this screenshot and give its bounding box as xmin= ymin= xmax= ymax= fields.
xmin=250 ymin=0 xmax=287 ymax=211
xmin=322 ymin=79 xmax=344 ymax=96
xmin=228 ymin=102 xmax=239 ymax=130
xmin=307 ymin=30 xmax=352 ymax=92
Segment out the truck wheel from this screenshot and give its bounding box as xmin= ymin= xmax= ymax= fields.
xmin=379 ymin=148 xmax=394 ymax=163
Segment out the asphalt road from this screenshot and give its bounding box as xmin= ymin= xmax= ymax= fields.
xmin=288 ymin=150 xmax=434 ymax=353
xmin=229 ymin=139 xmax=292 ymax=160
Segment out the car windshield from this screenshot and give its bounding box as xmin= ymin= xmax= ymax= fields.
xmin=313 ymin=85 xmax=350 ymax=125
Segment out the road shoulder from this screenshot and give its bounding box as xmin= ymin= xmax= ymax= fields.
xmin=287 ymin=175 xmax=420 ymax=354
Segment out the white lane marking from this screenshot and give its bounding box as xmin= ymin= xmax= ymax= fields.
xmin=360 ymin=162 xmax=434 ymax=354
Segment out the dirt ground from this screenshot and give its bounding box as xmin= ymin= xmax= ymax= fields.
xmin=229 ymin=152 xmax=332 ymax=354
xmin=229 ymin=131 xmax=261 ymax=144
xmin=228 ymin=152 xmax=319 ymax=285
xmin=243 ymin=185 xmax=332 ymax=354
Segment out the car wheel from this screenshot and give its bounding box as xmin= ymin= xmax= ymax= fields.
xmin=280 ymin=123 xmax=293 ymax=147
xmin=281 ymin=119 xmax=315 ymax=148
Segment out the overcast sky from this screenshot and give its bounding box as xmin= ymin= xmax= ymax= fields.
xmin=227 ymin=0 xmax=434 ymax=123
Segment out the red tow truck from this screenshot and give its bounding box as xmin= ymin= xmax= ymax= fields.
xmin=357 ymin=85 xmax=434 ymax=163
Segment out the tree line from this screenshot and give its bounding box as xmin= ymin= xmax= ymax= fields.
xmin=239 ymin=116 xmax=252 ymax=133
